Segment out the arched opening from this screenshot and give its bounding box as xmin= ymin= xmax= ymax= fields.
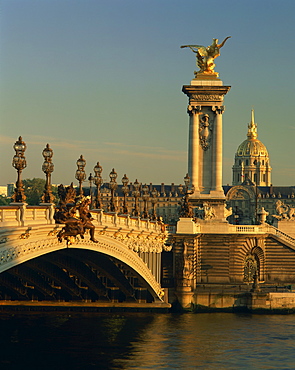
xmin=243 ymin=253 xmax=259 ymax=283
xmin=0 ymin=248 xmax=158 ymax=304
xmin=243 ymin=247 xmax=264 ymax=283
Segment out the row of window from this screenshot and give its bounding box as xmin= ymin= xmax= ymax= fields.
xmin=235 ymin=173 xmax=267 ymax=183
xmin=237 ymin=159 xmax=268 ymax=166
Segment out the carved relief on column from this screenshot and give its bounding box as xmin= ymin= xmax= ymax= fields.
xmin=199 ymin=114 xmax=212 ymax=151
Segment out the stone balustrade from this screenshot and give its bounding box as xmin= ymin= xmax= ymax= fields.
xmin=0 ymin=205 xmax=164 ymax=234
xmin=0 ymin=204 xmax=55 ymax=227
xmin=176 ymin=218 xmax=295 ymax=249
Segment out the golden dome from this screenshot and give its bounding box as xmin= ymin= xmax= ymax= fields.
xmin=236 ymin=110 xmax=269 ymax=158
xmin=236 ymin=138 xmax=269 ymax=157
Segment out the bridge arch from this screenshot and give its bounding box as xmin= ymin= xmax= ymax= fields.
xmin=0 ymin=232 xmax=164 ymax=303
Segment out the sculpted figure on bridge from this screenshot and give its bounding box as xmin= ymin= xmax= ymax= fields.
xmin=77 ymin=197 xmax=98 ymax=242
xmin=56 ymin=204 xmax=85 ymax=243
xmin=54 ymin=186 xmax=98 ymax=244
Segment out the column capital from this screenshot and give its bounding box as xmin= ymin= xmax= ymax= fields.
xmin=212 ymin=105 xmax=225 ymax=114
xmin=187 ymin=105 xmax=202 ymax=115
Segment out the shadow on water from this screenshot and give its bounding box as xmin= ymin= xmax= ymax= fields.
xmin=0 ymin=312 xmax=155 ymax=370
xmin=1 ymin=312 xmax=295 ymax=369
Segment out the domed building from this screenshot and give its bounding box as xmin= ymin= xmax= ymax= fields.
xmin=224 ymin=110 xmax=295 ymax=226
xmin=232 ymin=110 xmax=272 ymax=186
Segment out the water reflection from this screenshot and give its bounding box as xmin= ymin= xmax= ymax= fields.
xmin=0 ymin=312 xmax=295 ymax=369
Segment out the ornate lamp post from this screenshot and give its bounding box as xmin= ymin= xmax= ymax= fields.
xmin=121 ymin=174 xmax=129 ymax=214
xmin=41 ymin=143 xmax=55 ymax=203
xmin=75 ymin=155 xmax=86 ymax=197
xmin=93 ymin=162 xmax=103 ymax=209
xmin=132 ymin=179 xmax=140 ymax=216
xmin=109 ymin=168 xmax=118 ymax=212
xmin=179 ymin=173 xmax=195 ymax=218
xmin=11 ymin=136 xmax=27 ymax=203
xmin=184 ymin=173 xmax=191 ymax=189
xmin=150 ymin=187 xmax=159 ymax=220
xmin=141 ymin=184 xmax=150 ymax=219
xmin=88 ymin=173 xmax=94 ymax=209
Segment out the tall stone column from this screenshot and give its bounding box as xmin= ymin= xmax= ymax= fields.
xmin=183 ymin=84 xmax=230 ymax=196
xmin=188 ymin=105 xmax=201 ymax=195
xmin=212 ymin=106 xmax=225 ymax=194
xmin=182 ymin=79 xmax=231 ymax=221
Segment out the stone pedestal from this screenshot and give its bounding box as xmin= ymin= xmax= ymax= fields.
xmin=176 ymin=218 xmax=199 ymax=234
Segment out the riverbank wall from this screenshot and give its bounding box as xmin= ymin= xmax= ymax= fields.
xmin=190 ymin=291 xmax=295 ymax=313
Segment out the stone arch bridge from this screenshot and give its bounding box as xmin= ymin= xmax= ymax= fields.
xmin=0 ymin=204 xmax=171 ymax=309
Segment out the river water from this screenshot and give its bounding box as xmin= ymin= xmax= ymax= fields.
xmin=0 ymin=312 xmax=295 ymax=369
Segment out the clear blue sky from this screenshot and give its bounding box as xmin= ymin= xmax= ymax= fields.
xmin=1 ymin=0 xmax=294 ymax=187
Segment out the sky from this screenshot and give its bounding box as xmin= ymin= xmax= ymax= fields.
xmin=0 ymin=0 xmax=294 ymax=187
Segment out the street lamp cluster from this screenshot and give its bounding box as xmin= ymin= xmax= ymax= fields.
xmin=10 ymin=137 xmax=193 ymax=221
xmin=10 ymin=137 xmax=164 ymax=220
xmin=73 ymin=156 xmax=160 ymax=218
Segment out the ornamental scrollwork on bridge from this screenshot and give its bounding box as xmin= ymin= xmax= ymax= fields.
xmin=0 ymin=238 xmax=60 ymax=267
xmin=112 ymin=232 xmax=169 ymax=253
xmin=192 ymin=94 xmax=222 ymax=101
xmin=20 ymin=227 xmax=32 ymax=239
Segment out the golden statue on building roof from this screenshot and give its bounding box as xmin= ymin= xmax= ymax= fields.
xmin=181 ymin=36 xmax=231 ymax=77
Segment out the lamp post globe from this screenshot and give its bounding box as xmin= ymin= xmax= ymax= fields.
xmin=109 ymin=168 xmax=118 ymax=212
xmin=121 ymin=174 xmax=129 ymax=214
xmin=142 ymin=184 xmax=150 ymax=219
xmin=88 ymin=173 xmax=94 ymax=209
xmin=93 ymin=162 xmax=103 ymax=210
xmin=12 ymin=136 xmax=27 ymax=203
xmin=41 ymin=143 xmax=55 ymax=203
xmin=132 ymin=179 xmax=140 ymax=217
xmin=179 ymin=173 xmax=195 ymax=218
xmin=75 ymin=155 xmax=86 ymax=196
